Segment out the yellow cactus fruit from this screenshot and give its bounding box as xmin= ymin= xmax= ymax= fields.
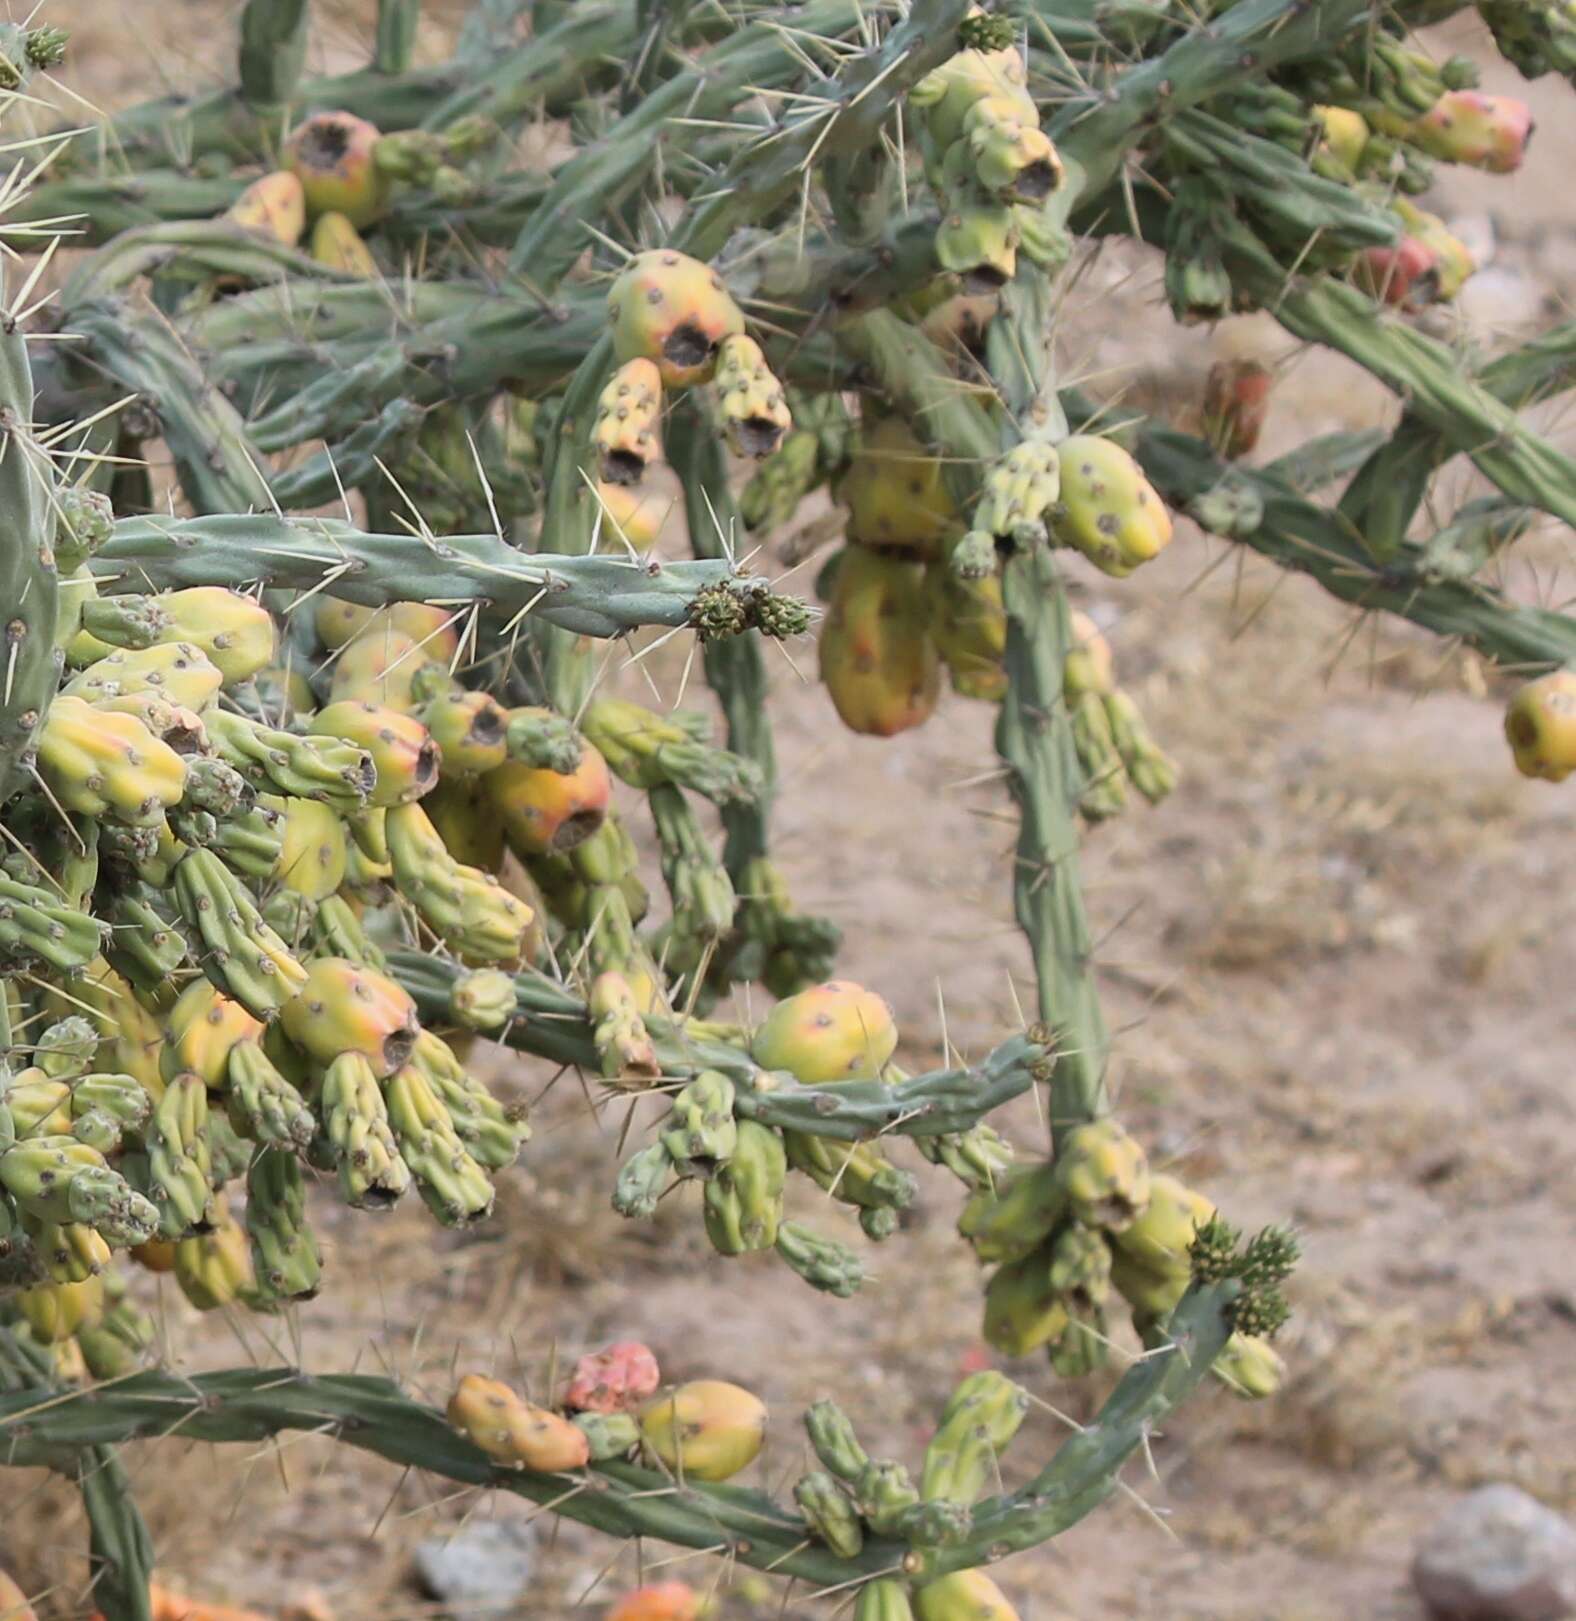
xmin=309 ymin=701 xmax=440 ymax=807
xmin=914 ymin=1570 xmax=1021 ymax=1621
xmin=263 ymin=793 xmax=349 ymax=899
xmin=820 ymin=546 xmax=941 ymax=737
xmin=423 ymin=688 xmax=510 ymax=778
xmin=64 ymin=640 xmax=224 ymax=710
xmin=926 ymin=560 xmax=1006 ymax=702
xmin=17 ymin=1276 xmax=105 ymax=1344
xmin=163 ymin=980 xmax=265 ymax=1088
xmin=750 ymin=979 xmax=898 ymax=1083
xmin=326 ymin=629 xmax=427 ymax=709
xmin=713 ymin=333 xmax=792 ymax=459
xmin=1314 ymin=105 xmax=1370 ymax=176
xmin=448 ymin=1374 xmax=592 ymax=1471
xmin=1108 ymin=1173 xmax=1215 ymax=1273
xmin=1053 ymin=435 xmax=1173 ymax=577
xmin=424 ymin=775 xmax=506 ymax=870
xmin=484 ymin=746 xmax=613 ymax=857
xmin=310 ymin=210 xmax=380 ymax=276
xmin=173 ymin=1203 xmax=256 ymax=1312
xmin=225 ymin=170 xmax=307 ymax=246
xmin=280 ymin=957 xmax=420 ymax=1077
xmin=285 ymin=110 xmax=388 ymax=227
xmin=1505 ymin=669 xmax=1576 ymax=782
xmin=607 ymin=249 xmax=747 ymax=387
xmin=1212 ymin=1331 xmax=1288 ymax=1399
xmin=35 ymin=695 xmax=186 ymax=825
xmin=838 ymin=418 xmax=959 ymax=557
xmin=155 ymin=588 xmax=279 ymax=686
xmin=594 ymin=358 xmax=664 ymax=485
xmin=92 ymin=691 xmax=210 ymax=754
xmin=638 ymin=1380 xmax=767 ymax=1482
xmin=592 ymin=481 xmax=671 ymax=553
xmin=1062 ymin=608 xmax=1115 ymax=698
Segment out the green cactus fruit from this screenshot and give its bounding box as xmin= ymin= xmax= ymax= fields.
xmin=638 ymin=1379 xmax=767 ymax=1482
xmin=855 ymin=1580 xmax=917 ymax=1621
xmin=613 ymin=1140 xmax=676 ymax=1219
xmin=915 ymin=1121 xmax=1014 ymax=1191
xmin=70 ymin=1073 xmax=151 ymax=1136
xmin=571 ymin=1410 xmax=641 ymax=1461
xmin=853 ymin=1459 xmax=921 ymax=1535
xmin=920 ymin=1370 xmax=1029 ymax=1503
xmin=448 ymin=968 xmax=518 ymax=1031
xmin=959 ymin=1161 xmax=1066 ymax=1265
xmin=246 ymin=1146 xmax=322 ymax=1305
xmin=317 ymin=1051 xmax=412 ymax=1209
xmin=714 ymin=334 xmax=792 ymax=459
xmin=607 ymin=249 xmax=747 ymax=387
xmin=385 ymin=800 xmax=535 ymax=964
xmin=53 ymin=486 xmax=113 ymax=575
xmin=204 ymin=709 xmax=374 ymax=806
xmin=152 ymin=588 xmax=278 ymax=686
xmin=659 ymin=1070 xmax=737 ymax=1173
xmin=794 ymin=1471 xmax=864 ymax=1558
xmin=590 ymin=969 xmax=660 ymax=1081
xmin=79 ymin=593 xmax=174 ymax=651
xmin=385 ymin=1059 xmax=496 ymax=1227
xmin=783 ymin=1131 xmax=917 ymax=1212
xmin=750 ymin=979 xmax=898 ymax=1084
xmin=960 ymin=93 xmax=1063 ymax=202
xmin=310 ymin=892 xmax=386 ymax=969
xmin=1052 ymin=435 xmax=1174 ymax=577
xmin=1069 ymin=691 xmax=1128 ymax=823
xmin=741 ymin=428 xmax=819 ymax=532
xmin=225 ymin=1038 xmax=315 ymax=1152
xmin=581 ymin=698 xmax=763 ymax=805
xmin=401 ymin=1030 xmax=527 ymax=1172
xmin=975 ymin=441 xmax=1061 ymax=540
xmin=144 ymin=1073 xmax=216 ymax=1239
xmin=29 ymin=1220 xmax=111 ymax=1284
xmin=35 ymin=696 xmax=186 ymax=826
xmin=0 ymin=873 xmax=105 ymax=974
xmin=934 ymin=191 xmax=1019 ymax=290
xmin=703 ymin=1119 xmax=786 ymax=1254
xmin=172 ymin=847 xmax=309 ymax=1018
xmin=78 ymin=1288 xmax=156 ymax=1380
xmin=911 ymin=38 xmax=1035 ymax=153
xmin=774 ymin=1221 xmax=865 ymax=1296
xmin=502 ymin=706 xmax=584 ymax=775
xmin=914 ymin=1570 xmax=1020 ymax=1621
xmin=820 ymin=546 xmax=941 ymax=737
xmin=804 ymin=1398 xmax=870 ymax=1484
xmin=1046 ymin=1302 xmax=1110 ymax=1378
xmin=893 ymin=1497 xmax=975 ymax=1548
xmin=280 ymin=957 xmax=419 ymax=1077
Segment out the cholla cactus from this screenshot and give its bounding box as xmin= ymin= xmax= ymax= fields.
xmin=0 ymin=0 xmax=1574 ymax=1617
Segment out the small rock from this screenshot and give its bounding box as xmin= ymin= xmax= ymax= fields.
xmin=415 ymin=1520 xmax=537 ymax=1607
xmin=1412 ymin=1484 xmax=1576 ymax=1620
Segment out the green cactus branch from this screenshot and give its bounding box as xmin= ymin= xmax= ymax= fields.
xmin=375 ymin=0 xmax=421 ymax=75
xmin=238 ymin=0 xmax=310 ymax=108
xmin=666 ymin=396 xmax=777 ymax=877
xmin=92 ymin=515 xmax=782 ymax=640
xmin=1339 ymin=317 xmax=1576 ymax=553
xmin=1086 ymin=408 xmax=1576 ymax=673
xmin=388 ymin=947 xmax=1051 ymax=1140
xmin=0 ymin=272 xmax=60 ymax=804
xmin=0 ymin=1282 xmax=1235 ymax=1592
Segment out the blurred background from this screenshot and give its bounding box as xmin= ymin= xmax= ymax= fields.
xmin=6 ymin=2 xmax=1575 ymax=1617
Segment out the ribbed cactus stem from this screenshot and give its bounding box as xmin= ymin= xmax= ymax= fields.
xmin=1339 ymin=318 xmax=1576 ymax=555
xmin=0 ymin=268 xmax=60 ymax=805
xmin=0 ymin=1281 xmax=1234 ymax=1586
xmin=387 ymin=948 xmax=1051 ymax=1139
xmin=238 ymin=0 xmax=310 ymax=107
xmin=537 ymin=333 xmax=617 ymax=714
xmin=1101 ymin=410 xmax=1576 ymax=673
xmin=94 ymin=515 xmax=781 ymax=640
xmin=375 ymin=0 xmax=420 ymax=74
xmin=997 ymin=549 xmax=1111 ymax=1125
xmin=666 ymin=397 xmax=775 ymax=875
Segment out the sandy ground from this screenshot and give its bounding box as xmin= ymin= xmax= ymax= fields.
xmin=4 ymin=4 xmax=1576 ymax=1620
